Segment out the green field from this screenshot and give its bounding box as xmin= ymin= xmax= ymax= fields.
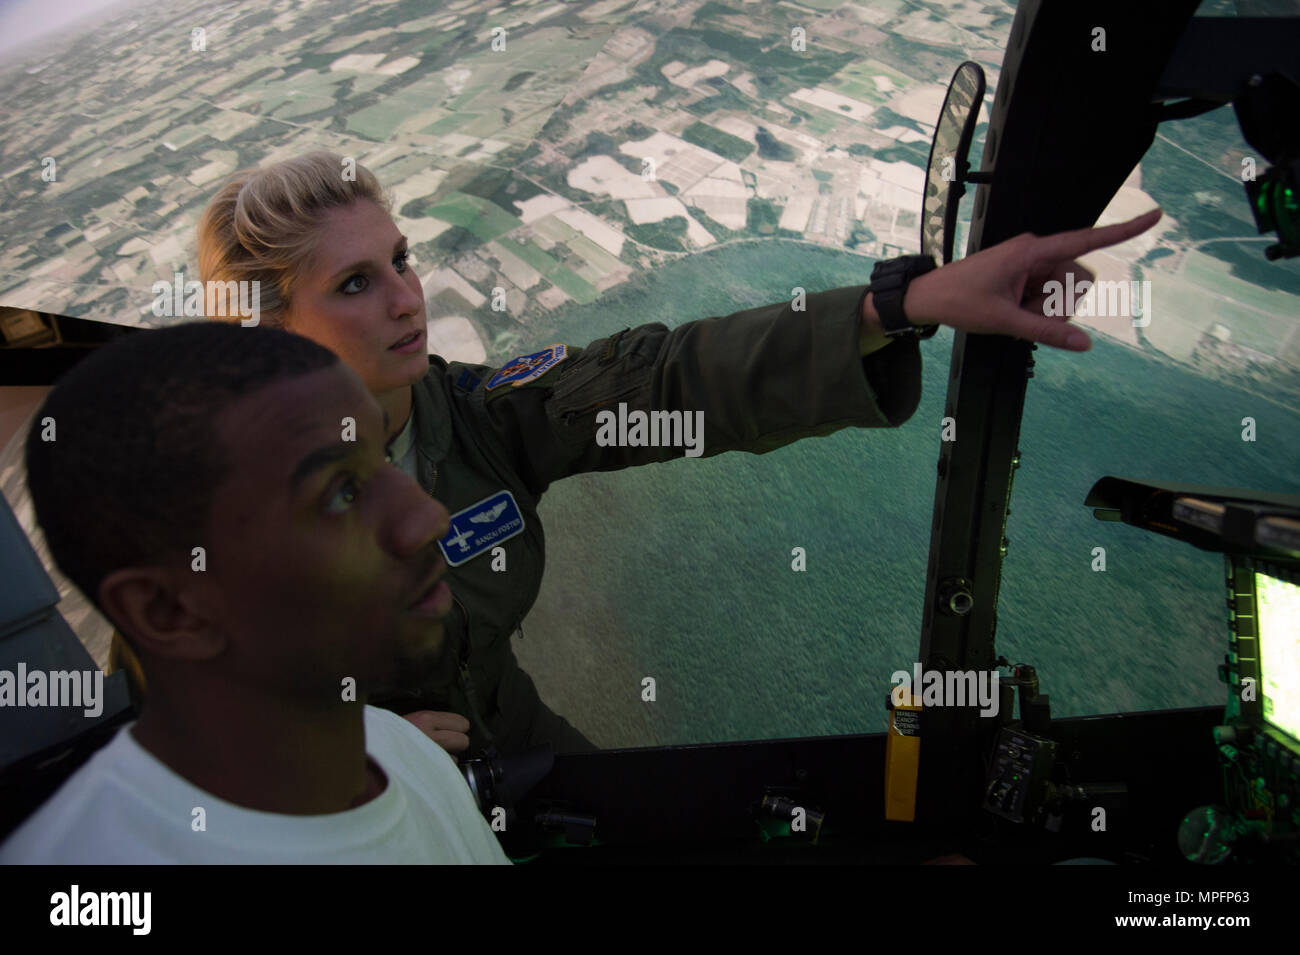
xmin=827 ymin=58 xmax=915 ymax=105
xmin=531 ymin=216 xmax=578 ymax=245
xmin=800 ymin=112 xmax=839 ymax=137
xmin=346 ymin=101 xmax=414 ymax=140
xmin=496 ymin=236 xmax=599 ymax=304
xmin=568 ymin=234 xmax=623 ymax=276
xmin=680 ymin=121 xmax=754 ymax=162
xmin=1182 ymin=248 xmax=1300 ymax=318
xmin=425 ymin=192 xmax=522 ymax=241
xmin=421 ymin=113 xmax=474 ymax=136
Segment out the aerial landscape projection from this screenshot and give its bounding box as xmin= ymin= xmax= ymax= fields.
xmin=1 ymin=0 xmax=1297 ymax=748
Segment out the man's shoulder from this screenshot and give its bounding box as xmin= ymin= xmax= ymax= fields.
xmin=362 ymin=705 xmax=455 ymax=772
xmin=362 ymin=706 xmax=511 ymax=864
xmin=0 ymin=725 xmax=168 ymax=863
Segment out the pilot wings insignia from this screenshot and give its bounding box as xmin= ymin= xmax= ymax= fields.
xmin=469 ymin=501 xmax=508 ymax=524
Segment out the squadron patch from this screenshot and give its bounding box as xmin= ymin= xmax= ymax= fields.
xmin=485 ymin=344 xmax=567 ymax=390
xmin=438 ymin=490 xmax=525 ymax=567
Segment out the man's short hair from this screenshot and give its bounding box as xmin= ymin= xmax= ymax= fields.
xmin=25 ymin=322 xmax=338 ymax=625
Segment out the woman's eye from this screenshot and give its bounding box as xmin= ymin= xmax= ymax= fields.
xmin=324 ymin=475 xmax=362 ymax=514
xmin=339 ymin=253 xmax=408 ymax=293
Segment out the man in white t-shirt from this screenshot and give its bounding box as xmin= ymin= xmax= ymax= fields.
xmin=1 ymin=322 xmax=511 ymax=864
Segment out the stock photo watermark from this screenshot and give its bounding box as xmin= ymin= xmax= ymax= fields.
xmin=891 ymin=663 xmax=1000 ymax=717
xmin=594 ymin=404 xmax=705 ymax=457
xmin=0 ymin=664 xmax=104 ymax=718
xmin=49 ymin=886 xmax=150 ymax=934
xmin=151 ymin=273 xmax=261 ymax=326
xmin=1042 ymin=273 xmax=1152 ymax=328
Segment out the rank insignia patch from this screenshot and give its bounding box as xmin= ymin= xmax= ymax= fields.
xmin=485 ymin=344 xmax=567 ymax=390
xmin=455 ymin=368 xmax=482 ymax=393
xmin=438 ymin=490 xmax=525 ymax=567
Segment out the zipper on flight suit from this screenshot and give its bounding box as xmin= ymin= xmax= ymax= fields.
xmin=453 ymin=593 xmax=495 ymax=746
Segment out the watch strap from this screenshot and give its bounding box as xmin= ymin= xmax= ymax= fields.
xmin=869 ymin=255 xmax=939 ymax=339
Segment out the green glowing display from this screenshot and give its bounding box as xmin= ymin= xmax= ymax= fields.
xmin=1257 ymin=572 xmax=1300 ymax=745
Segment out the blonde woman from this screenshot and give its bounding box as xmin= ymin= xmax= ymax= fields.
xmin=172 ymin=150 xmax=1158 ymax=757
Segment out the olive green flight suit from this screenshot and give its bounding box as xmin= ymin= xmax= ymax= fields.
xmin=372 ymin=282 xmax=923 ymax=755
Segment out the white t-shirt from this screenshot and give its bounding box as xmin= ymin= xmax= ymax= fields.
xmin=387 ymin=410 xmax=419 ymax=479
xmin=0 ymin=706 xmax=512 ymax=864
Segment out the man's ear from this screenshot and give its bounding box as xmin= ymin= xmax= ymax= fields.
xmin=98 ymin=566 xmax=226 ymax=663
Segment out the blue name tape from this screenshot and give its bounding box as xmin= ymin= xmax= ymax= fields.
xmin=438 ymin=490 xmax=525 ymax=567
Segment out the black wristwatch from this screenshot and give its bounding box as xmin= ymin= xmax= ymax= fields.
xmin=869 ymin=254 xmax=940 ymax=339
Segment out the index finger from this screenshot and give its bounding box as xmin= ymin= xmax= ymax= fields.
xmin=1032 ymin=208 xmax=1162 ymax=263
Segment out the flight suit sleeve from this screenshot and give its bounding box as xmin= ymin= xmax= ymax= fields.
xmin=463 ymin=283 xmax=923 ymax=496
